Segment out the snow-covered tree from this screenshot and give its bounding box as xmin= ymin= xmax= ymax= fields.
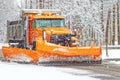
xmin=0 ymin=0 xmax=22 ymax=42
xmin=51 ymin=0 xmax=104 ymax=46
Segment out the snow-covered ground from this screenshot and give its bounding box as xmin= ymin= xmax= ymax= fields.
xmin=0 ymin=61 xmax=102 ymax=80
xmin=102 ymin=49 xmax=120 ymax=64
xmin=102 ymin=49 xmax=120 ymax=59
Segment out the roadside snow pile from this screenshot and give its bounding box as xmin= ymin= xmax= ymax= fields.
xmin=109 ymin=61 xmax=120 ymax=64
xmin=0 ymin=61 xmax=100 ymax=80
xmin=102 ymin=49 xmax=120 ymax=64
xmin=102 ymin=49 xmax=120 ymax=59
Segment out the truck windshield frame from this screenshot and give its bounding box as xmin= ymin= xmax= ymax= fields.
xmin=35 ymin=19 xmax=65 ymax=28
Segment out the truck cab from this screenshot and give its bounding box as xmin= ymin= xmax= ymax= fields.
xmin=22 ymin=9 xmax=76 ymax=49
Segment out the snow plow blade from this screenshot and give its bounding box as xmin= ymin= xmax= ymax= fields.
xmin=2 ymin=47 xmax=39 ymax=62
xmin=2 ymin=40 xmax=102 ymax=64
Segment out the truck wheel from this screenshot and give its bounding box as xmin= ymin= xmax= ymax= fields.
xmin=32 ymin=41 xmax=36 ymax=50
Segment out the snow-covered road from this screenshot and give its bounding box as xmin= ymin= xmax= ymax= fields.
xmin=0 ymin=61 xmax=102 ymax=80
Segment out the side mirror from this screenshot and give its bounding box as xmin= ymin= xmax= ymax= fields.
xmin=71 ymin=29 xmax=77 ymax=36
xmin=71 ymin=31 xmax=77 ymax=36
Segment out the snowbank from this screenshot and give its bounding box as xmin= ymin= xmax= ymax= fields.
xmin=102 ymin=49 xmax=120 ymax=64
xmin=102 ymin=49 xmax=120 ymax=59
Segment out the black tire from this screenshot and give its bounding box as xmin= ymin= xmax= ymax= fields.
xmin=32 ymin=41 xmax=36 ymax=50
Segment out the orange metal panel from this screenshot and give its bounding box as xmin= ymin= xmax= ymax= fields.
xmin=2 ymin=39 xmax=102 ymax=62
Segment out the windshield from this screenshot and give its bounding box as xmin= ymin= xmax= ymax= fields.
xmin=35 ymin=19 xmax=65 ymax=28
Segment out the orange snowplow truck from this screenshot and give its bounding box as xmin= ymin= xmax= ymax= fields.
xmin=2 ymin=9 xmax=102 ymax=64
